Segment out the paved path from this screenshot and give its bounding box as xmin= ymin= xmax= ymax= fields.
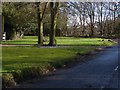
xmin=17 ymin=44 xmax=119 ymax=88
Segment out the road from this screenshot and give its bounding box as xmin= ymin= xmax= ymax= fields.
xmin=18 ymin=44 xmax=119 ymax=89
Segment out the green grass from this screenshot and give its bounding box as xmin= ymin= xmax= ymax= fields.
xmin=2 ymin=36 xmax=116 ymax=72
xmin=2 ymin=46 xmax=95 ymax=72
xmin=1 ymin=36 xmax=115 ymax=46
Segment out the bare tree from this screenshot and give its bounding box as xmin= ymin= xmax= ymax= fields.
xmin=84 ymin=2 xmax=96 ymax=37
xmin=109 ymin=2 xmax=117 ymax=35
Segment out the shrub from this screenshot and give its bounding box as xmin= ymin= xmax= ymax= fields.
xmin=2 ymin=73 xmax=16 ymax=88
xmin=13 ymin=63 xmax=54 ymax=82
xmin=51 ymin=61 xmax=64 ymax=68
xmin=13 ymin=70 xmax=23 ymax=82
xmin=13 ymin=67 xmax=44 ymax=82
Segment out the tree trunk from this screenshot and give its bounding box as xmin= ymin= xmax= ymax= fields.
xmin=49 ymin=2 xmax=59 ymax=46
xmin=90 ymin=23 xmax=94 ymax=37
xmin=37 ymin=3 xmax=43 ymax=46
xmin=113 ymin=10 xmax=116 ymax=34
xmin=89 ymin=17 xmax=94 ymax=37
xmin=49 ymin=10 xmax=57 ymax=46
xmin=20 ymin=31 xmax=24 ymax=39
xmin=100 ymin=2 xmax=103 ymax=36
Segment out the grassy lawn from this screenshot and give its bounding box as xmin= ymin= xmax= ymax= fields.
xmin=2 ymin=36 xmax=116 ymax=72
xmin=2 ymin=46 xmax=95 ymax=72
xmin=1 ymin=36 xmax=115 ymax=46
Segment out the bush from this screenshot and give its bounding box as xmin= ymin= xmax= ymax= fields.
xmin=13 ymin=67 xmax=45 ymax=82
xmin=13 ymin=63 xmax=54 ymax=82
xmin=51 ymin=61 xmax=64 ymax=68
xmin=13 ymin=70 xmax=23 ymax=82
xmin=3 ymin=63 xmax=66 ymax=88
xmin=2 ymin=73 xmax=16 ymax=88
